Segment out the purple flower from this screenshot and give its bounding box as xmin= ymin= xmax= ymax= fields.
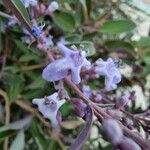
xmin=22 ymin=0 xmax=38 ymax=8
xmin=58 ymin=37 xmax=68 ymax=45
xmin=42 ymin=43 xmax=91 ymax=84
xmin=47 ymin=1 xmax=59 ymax=13
xmin=32 ymin=92 xmax=65 ymax=127
xmin=95 ymin=58 xmax=121 ymax=91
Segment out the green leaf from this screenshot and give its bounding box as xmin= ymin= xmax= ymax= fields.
xmin=69 ymin=41 xmax=96 ymax=56
xmin=57 ymin=0 xmax=78 ymax=3
xmin=9 ymin=130 xmax=25 ymax=150
xmin=105 ymin=40 xmax=135 ymax=51
xmin=79 ymin=41 xmax=96 ymax=56
xmin=28 ymin=75 xmax=46 ymax=89
xmin=143 ymin=52 xmax=150 ymax=65
xmin=136 ymin=37 xmax=150 ymax=48
xmin=15 ymin=40 xmax=41 ymax=55
xmin=86 ymin=0 xmax=91 ymax=16
xmin=100 ymin=20 xmax=136 ymax=34
xmin=65 ymin=34 xmax=82 ymax=43
xmin=0 ymin=116 xmax=32 ymax=138
xmin=5 ymin=73 xmax=25 ymax=102
xmin=19 ymin=53 xmax=42 ymax=62
xmin=53 ymin=10 xmax=76 ymax=32
xmin=31 ymin=120 xmax=49 ymax=150
xmin=4 ymin=0 xmax=31 ymax=31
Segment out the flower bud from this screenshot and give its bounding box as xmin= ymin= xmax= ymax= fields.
xmin=117 ymin=137 xmax=141 ymax=150
xmin=72 ymin=98 xmax=87 ymax=118
xmin=115 ymin=92 xmax=130 ymax=109
xmin=101 ymin=119 xmax=123 ymax=145
xmin=47 ymin=1 xmax=59 ymax=13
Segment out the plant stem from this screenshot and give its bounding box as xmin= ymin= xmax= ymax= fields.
xmin=0 ymin=11 xmax=17 ymax=20
xmin=0 ymin=90 xmax=10 ymax=150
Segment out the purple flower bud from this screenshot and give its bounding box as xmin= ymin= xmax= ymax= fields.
xmin=117 ymin=137 xmax=141 ymax=150
xmin=115 ymin=92 xmax=130 ymax=109
xmin=107 ymin=109 xmax=123 ymax=120
xmin=42 ymin=43 xmax=91 ymax=84
xmin=82 ymin=85 xmax=92 ymax=98
xmin=101 ymin=119 xmax=123 ymax=145
xmin=22 ymin=0 xmax=38 ymax=8
xmin=72 ymin=98 xmax=87 ymax=118
xmin=37 ymin=35 xmax=53 ymax=50
xmin=95 ymin=58 xmax=121 ymax=91
xmin=47 ymin=1 xmax=59 ymax=13
xmin=8 ymin=17 xmax=18 ymax=27
xmin=32 ymin=92 xmax=65 ymax=127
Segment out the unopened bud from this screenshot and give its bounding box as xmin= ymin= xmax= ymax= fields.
xmin=47 ymin=1 xmax=59 ymax=13
xmin=101 ymin=119 xmax=123 ymax=145
xmin=117 ymin=137 xmax=141 ymax=150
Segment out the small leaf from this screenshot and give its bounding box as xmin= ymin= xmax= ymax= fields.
xmin=69 ymin=107 xmax=93 ymax=150
xmin=28 ymin=75 xmax=46 ymax=89
xmin=0 ymin=116 xmax=32 ymax=138
xmin=5 ymin=72 xmax=25 ymax=101
xmin=4 ymin=0 xmax=31 ymax=31
xmin=57 ymin=0 xmax=78 ymax=3
xmin=136 ymin=37 xmax=150 ymax=48
xmin=9 ymin=130 xmax=25 ymax=150
xmin=69 ymin=41 xmax=96 ymax=56
xmin=79 ymin=41 xmax=96 ymax=56
xmin=19 ymin=53 xmax=42 ymax=62
xmin=53 ymin=10 xmax=76 ymax=32
xmin=100 ymin=20 xmax=136 ymax=34
xmin=31 ymin=120 xmax=49 ymax=150
xmin=143 ymin=52 xmax=150 ymax=65
xmin=105 ymin=40 xmax=135 ymax=51
xmin=65 ymin=34 xmax=82 ymax=43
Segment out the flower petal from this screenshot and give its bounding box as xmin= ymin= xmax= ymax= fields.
xmin=71 ymin=67 xmax=81 ymax=84
xmin=42 ymin=58 xmax=69 ymax=82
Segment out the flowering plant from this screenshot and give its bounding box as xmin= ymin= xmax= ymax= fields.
xmin=0 ymin=0 xmax=150 ymax=149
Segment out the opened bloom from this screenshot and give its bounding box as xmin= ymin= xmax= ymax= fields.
xmin=32 ymin=92 xmax=65 ymax=127
xmin=95 ymin=58 xmax=121 ymax=91
xmin=42 ymin=43 xmax=91 ymax=84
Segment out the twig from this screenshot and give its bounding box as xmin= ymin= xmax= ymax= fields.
xmin=0 ymin=89 xmax=10 ymax=150
xmin=20 ymin=63 xmax=45 ymax=71
xmin=0 ymin=11 xmax=17 ymax=20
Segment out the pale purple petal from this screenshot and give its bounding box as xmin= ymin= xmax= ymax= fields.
xmin=71 ymin=67 xmax=81 ymax=84
xmin=57 ymin=42 xmax=75 ymax=56
xmin=42 ymin=58 xmax=69 ymax=82
xmin=47 ymin=1 xmax=59 ymax=13
xmin=95 ymin=58 xmax=122 ymax=91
